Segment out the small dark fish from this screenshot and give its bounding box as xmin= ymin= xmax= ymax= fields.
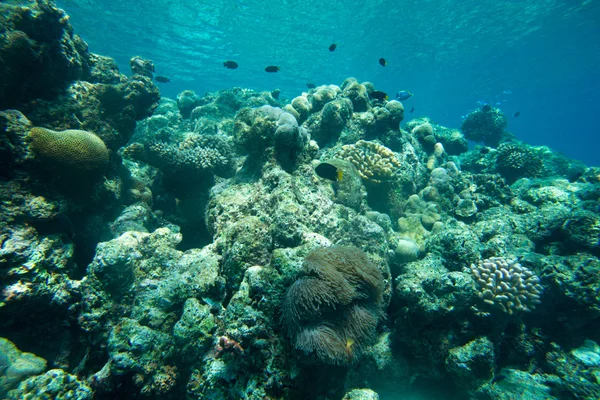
xmin=315 ymin=162 xmax=343 ymax=181
xmin=513 ymin=111 xmax=521 ymax=117
xmin=223 ymin=60 xmax=238 ymax=69
xmin=306 ymin=83 xmax=316 ymax=89
xmin=409 ymin=106 xmax=415 ymax=113
xmin=265 ymin=66 xmax=280 ymax=73
xmin=154 ymin=75 xmax=170 ymax=83
xmin=482 ymin=104 xmax=492 ymax=112
xmin=370 ymin=90 xmax=388 ymax=101
xmin=329 ymin=43 xmax=337 ymax=52
xmin=491 ymin=375 xmax=507 ymax=384
xmin=378 ymin=58 xmax=387 ymax=67
xmin=396 ymin=90 xmax=413 ymax=101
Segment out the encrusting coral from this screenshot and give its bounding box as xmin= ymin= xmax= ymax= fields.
xmin=281 ymin=246 xmax=385 ymax=365
xmin=469 ymin=257 xmax=543 ymax=314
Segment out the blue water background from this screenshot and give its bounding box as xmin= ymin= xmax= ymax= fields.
xmin=58 ymin=0 xmax=600 ymax=166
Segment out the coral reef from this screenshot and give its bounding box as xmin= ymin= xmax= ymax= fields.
xmin=288 ymin=95 xmax=311 ymax=123
xmin=0 ymin=8 xmax=599 ymax=397
xmin=384 ymin=100 xmax=404 ymax=126
xmin=315 ymin=159 xmax=365 ymax=211
xmin=309 ymin=97 xmax=353 ymax=146
xmin=0 ymin=1 xmax=159 ymax=151
xmin=130 ymin=56 xmax=154 ymax=78
xmin=445 ymin=337 xmax=495 ymax=388
xmin=177 ymin=90 xmax=201 ymax=119
xmin=23 ymin=75 xmax=160 ymax=151
xmin=86 ymin=54 xmax=124 ymax=84
xmin=309 ymin=86 xmax=339 ymax=112
xmin=432 ymin=126 xmax=468 ymax=155
xmin=342 ymin=78 xmax=370 ymax=112
xmin=342 ymin=388 xmax=380 ymax=400
xmin=0 ymin=110 xmax=33 ymax=178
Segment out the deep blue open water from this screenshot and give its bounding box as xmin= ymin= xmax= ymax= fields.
xmin=58 ymin=0 xmax=600 ymax=166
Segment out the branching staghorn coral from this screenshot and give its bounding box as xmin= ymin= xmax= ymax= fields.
xmin=470 ymin=257 xmax=543 ymax=314
xmin=335 ymin=140 xmax=401 ymax=184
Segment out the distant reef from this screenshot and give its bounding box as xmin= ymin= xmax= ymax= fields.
xmin=1 ymin=1 xmax=600 ymax=400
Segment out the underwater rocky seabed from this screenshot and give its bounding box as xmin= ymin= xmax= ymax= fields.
xmin=1 ymin=1 xmax=600 ymax=400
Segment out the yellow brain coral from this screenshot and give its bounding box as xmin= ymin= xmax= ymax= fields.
xmin=29 ymin=127 xmax=109 ymax=172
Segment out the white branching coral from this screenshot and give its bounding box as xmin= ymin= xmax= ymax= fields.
xmin=335 ymin=140 xmax=400 ymax=183
xmin=470 ymin=257 xmax=543 ymax=314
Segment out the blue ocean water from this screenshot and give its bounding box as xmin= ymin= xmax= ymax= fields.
xmin=58 ymin=0 xmax=600 ymax=165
